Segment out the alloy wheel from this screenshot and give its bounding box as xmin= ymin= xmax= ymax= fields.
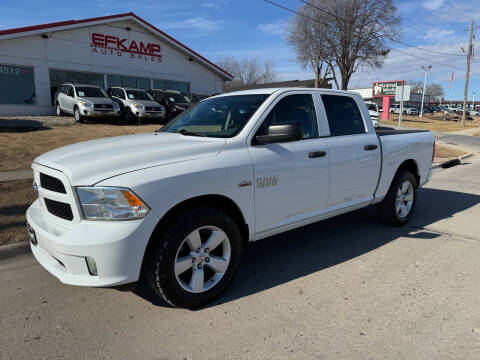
xmin=396 ymin=180 xmax=414 ymax=218
xmin=174 ymin=226 xmax=231 ymax=294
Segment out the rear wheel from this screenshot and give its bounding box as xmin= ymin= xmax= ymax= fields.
xmin=377 ymin=170 xmax=417 ymax=226
xmin=74 ymin=106 xmax=84 ymax=123
xmin=144 ymin=206 xmax=243 ymax=309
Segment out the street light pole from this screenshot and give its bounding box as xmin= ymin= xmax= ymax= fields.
xmin=473 ymin=91 xmax=476 ymax=111
xmin=420 ymin=65 xmax=432 ymax=117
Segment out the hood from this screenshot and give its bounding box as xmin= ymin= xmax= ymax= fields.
xmin=82 ymin=97 xmax=114 ymax=105
xmin=368 ymin=109 xmax=379 ymax=116
xmin=34 ymin=132 xmax=225 ymax=185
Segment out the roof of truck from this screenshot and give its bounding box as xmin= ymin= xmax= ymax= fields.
xmin=219 ymin=88 xmax=356 ymax=96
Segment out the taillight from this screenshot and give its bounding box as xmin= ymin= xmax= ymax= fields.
xmin=432 ymin=140 xmax=436 ymax=162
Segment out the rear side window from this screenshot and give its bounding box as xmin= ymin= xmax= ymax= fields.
xmin=321 ymin=95 xmax=365 ymax=136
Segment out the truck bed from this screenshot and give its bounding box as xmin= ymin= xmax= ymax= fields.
xmin=376 ymin=128 xmax=430 ymax=136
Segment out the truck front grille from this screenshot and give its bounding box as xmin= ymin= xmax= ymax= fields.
xmin=40 ymin=173 xmax=66 ymax=193
xmin=44 ymin=198 xmax=74 ymax=221
xmin=146 ymin=106 xmax=161 ymax=111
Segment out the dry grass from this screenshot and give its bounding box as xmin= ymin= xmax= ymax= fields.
xmin=434 ymin=144 xmax=467 ymax=163
xmin=0 ymin=123 xmax=160 ymax=172
xmin=380 ymin=114 xmax=480 ymax=132
xmin=0 ymin=179 xmax=36 ymax=245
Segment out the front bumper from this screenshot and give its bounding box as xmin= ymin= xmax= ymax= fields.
xmin=131 ymin=109 xmax=166 ymax=119
xmin=26 ymin=199 xmax=159 ymax=287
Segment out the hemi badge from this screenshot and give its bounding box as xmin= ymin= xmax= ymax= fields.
xmin=238 ymin=180 xmax=252 ymax=188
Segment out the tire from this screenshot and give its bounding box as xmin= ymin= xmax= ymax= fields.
xmin=377 ymin=170 xmax=418 ymax=226
xmin=56 ymin=103 xmax=63 ymax=116
xmin=402 ymin=110 xmax=407 ymax=115
xmin=74 ymin=107 xmax=84 ymax=123
xmin=144 ymin=206 xmax=243 ymax=309
xmin=125 ymin=108 xmax=134 ymax=123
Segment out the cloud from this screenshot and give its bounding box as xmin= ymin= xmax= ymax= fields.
xmin=203 ymin=2 xmax=219 ymax=10
xmin=422 ymin=0 xmax=444 ymax=10
xmin=161 ymin=17 xmax=222 ymax=33
xmin=423 ymin=28 xmax=455 ymax=40
xmin=257 ymin=20 xmax=289 ymax=35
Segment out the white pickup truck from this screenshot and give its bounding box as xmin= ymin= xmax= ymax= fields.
xmin=27 ymin=88 xmax=435 ymax=308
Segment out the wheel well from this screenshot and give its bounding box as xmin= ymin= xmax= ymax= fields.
xmin=397 ymin=159 xmax=420 ymax=186
xmin=146 ymin=195 xmax=250 ymax=252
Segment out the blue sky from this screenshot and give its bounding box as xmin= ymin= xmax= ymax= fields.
xmin=1 ymin=0 xmax=480 ymax=100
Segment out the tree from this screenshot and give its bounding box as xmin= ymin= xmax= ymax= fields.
xmin=406 ymin=81 xmax=444 ymax=100
xmin=287 ymin=0 xmax=401 ymax=90
xmin=217 ymin=56 xmax=278 ymax=91
xmin=426 ymin=83 xmax=444 ymax=101
xmin=287 ymin=4 xmax=336 ymax=88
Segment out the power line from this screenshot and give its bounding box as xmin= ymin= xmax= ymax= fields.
xmin=297 ymin=0 xmax=466 ymax=57
xmin=445 ymin=1 xmax=472 ymax=21
xmin=263 ymin=0 xmax=466 ymax=70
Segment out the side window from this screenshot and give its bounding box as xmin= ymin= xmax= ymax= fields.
xmin=321 ymin=95 xmax=365 ymax=136
xmin=119 ymin=90 xmax=126 ymax=100
xmin=111 ymin=89 xmax=118 ymax=97
xmin=256 ymin=94 xmax=319 ymax=140
xmin=66 ymin=86 xmax=73 ymax=97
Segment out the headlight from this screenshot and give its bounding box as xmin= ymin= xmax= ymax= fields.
xmin=132 ymin=103 xmax=144 ymax=110
xmin=80 ymin=100 xmax=93 ymax=108
xmin=76 ymin=187 xmax=149 ymax=220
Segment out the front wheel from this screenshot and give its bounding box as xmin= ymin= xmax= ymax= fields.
xmin=144 ymin=206 xmax=243 ymax=309
xmin=56 ymin=103 xmax=63 ymax=116
xmin=377 ymin=170 xmax=418 ymax=226
xmin=74 ymin=107 xmax=84 ymax=123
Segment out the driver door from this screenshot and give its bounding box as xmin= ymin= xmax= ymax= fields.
xmin=247 ymin=92 xmax=330 ymax=235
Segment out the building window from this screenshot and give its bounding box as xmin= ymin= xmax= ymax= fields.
xmin=49 ymin=69 xmax=105 ymax=103
xmin=153 ymin=79 xmax=165 ymax=90
xmin=137 ymin=78 xmax=150 ymax=90
xmin=178 ymin=81 xmax=189 ymax=93
xmin=165 ymin=80 xmax=177 ymax=91
xmin=0 ymin=64 xmax=36 ymax=105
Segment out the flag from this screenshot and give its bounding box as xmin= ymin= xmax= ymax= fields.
xmin=448 ymin=72 xmax=454 ymax=89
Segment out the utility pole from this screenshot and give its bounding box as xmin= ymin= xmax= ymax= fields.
xmin=420 ymin=65 xmax=432 ymax=117
xmin=462 ymin=21 xmax=474 ymax=126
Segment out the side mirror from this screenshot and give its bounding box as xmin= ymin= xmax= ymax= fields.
xmin=255 ymin=123 xmax=303 ymax=145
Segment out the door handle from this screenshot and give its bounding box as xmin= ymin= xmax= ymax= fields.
xmin=308 ymin=151 xmax=327 ymax=158
xmin=364 ymin=144 xmax=378 ymax=151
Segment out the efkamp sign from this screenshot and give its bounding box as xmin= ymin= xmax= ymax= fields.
xmin=372 ymin=80 xmax=404 ymax=97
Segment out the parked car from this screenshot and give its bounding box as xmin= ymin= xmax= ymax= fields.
xmin=27 ymin=88 xmax=435 ymax=309
xmin=55 ymin=83 xmax=121 ymax=123
xmin=365 ymin=101 xmax=379 ymax=127
xmin=390 ymin=104 xmax=419 ymax=115
xmin=469 ymin=109 xmax=480 ymax=116
xmin=182 ymin=92 xmax=208 ymax=104
xmin=108 ymin=87 xmax=166 ymax=122
xmin=148 ymin=89 xmax=191 ymax=120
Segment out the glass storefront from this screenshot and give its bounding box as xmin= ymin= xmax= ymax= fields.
xmin=0 ymin=64 xmax=36 ymax=105
xmin=49 ymin=69 xmax=191 ymax=104
xmin=49 ymin=69 xmax=104 ymax=103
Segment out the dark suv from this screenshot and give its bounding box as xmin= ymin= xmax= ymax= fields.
xmin=148 ymin=89 xmax=191 ymax=119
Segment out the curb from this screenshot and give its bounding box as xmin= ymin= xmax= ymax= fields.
xmin=432 ymin=153 xmax=474 ymax=169
xmin=0 ymin=241 xmax=32 ymax=262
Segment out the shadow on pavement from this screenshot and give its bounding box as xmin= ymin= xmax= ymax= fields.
xmin=132 ymin=187 xmax=480 ymax=308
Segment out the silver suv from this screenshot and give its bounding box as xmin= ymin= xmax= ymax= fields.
xmin=108 ymin=87 xmax=166 ymax=122
xmin=55 ymin=83 xmax=121 ymax=123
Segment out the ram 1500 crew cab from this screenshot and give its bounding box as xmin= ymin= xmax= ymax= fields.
xmin=27 ymin=88 xmax=435 ymax=308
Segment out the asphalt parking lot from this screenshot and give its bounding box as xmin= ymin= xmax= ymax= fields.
xmin=1 ymin=156 xmax=480 ymax=359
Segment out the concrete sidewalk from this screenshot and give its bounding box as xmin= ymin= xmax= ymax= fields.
xmin=0 ymin=169 xmax=33 ymax=182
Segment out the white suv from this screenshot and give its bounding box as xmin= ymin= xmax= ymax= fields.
xmin=55 ymin=83 xmax=121 ymax=123
xmin=108 ymin=87 xmax=166 ymax=122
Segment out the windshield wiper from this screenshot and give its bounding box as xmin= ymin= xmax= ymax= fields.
xmin=175 ymin=129 xmax=206 ymax=137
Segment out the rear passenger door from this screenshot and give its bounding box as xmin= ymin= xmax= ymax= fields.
xmin=64 ymin=86 xmax=75 ymax=113
xmin=320 ymin=94 xmax=381 ymax=211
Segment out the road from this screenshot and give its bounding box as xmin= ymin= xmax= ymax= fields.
xmin=1 ymin=156 xmax=480 ymax=359
xmin=434 ymin=131 xmax=480 ymax=154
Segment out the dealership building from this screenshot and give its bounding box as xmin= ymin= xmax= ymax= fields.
xmin=0 ymin=12 xmax=233 ymax=115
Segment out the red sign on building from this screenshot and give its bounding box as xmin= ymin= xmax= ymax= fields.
xmin=90 ymin=33 xmax=162 ymax=62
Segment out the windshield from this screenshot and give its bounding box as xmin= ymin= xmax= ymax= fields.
xmin=75 ymin=87 xmax=107 ymax=98
xmin=167 ymin=92 xmax=190 ymax=103
xmin=162 ymin=94 xmax=269 ymax=138
xmin=366 ymin=104 xmax=377 ymax=111
xmin=125 ymin=89 xmax=153 ymax=101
